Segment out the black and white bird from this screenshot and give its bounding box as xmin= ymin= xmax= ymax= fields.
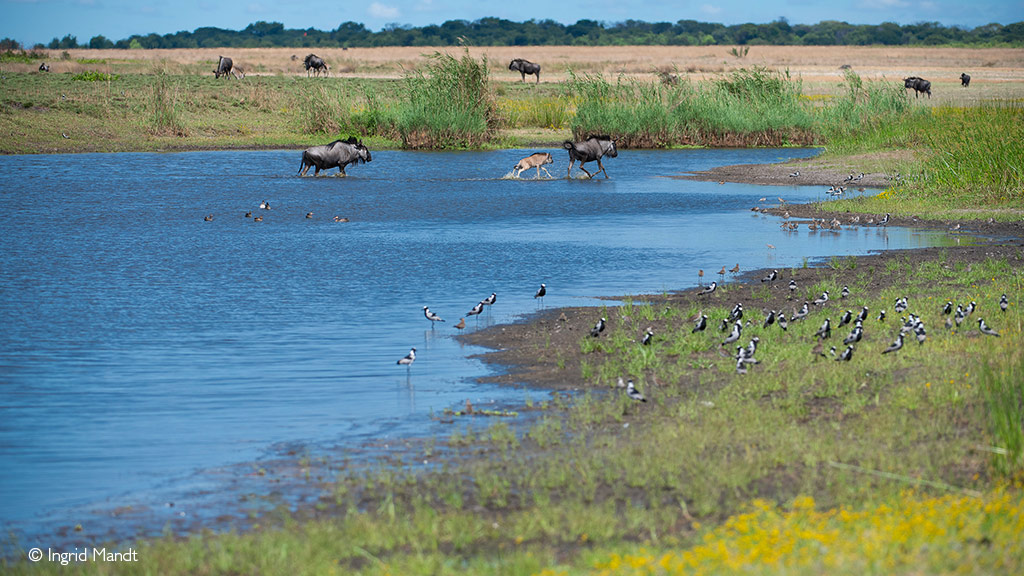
xmin=841 ymin=285 xmax=850 ymax=299
xmin=978 ymin=318 xmax=1000 ymax=337
xmin=743 ymin=336 xmax=760 ymax=360
xmin=838 ymin=310 xmax=853 ymax=328
xmin=815 ymin=318 xmax=832 ymax=339
xmin=721 ymin=321 xmax=742 ymax=346
xmin=942 ymin=301 xmax=953 ymax=315
xmin=692 ymin=314 xmax=708 ymax=333
xmin=793 ymin=302 xmax=810 ymax=322
xmin=259 ymin=200 xmax=271 ymax=210
xmin=481 ymin=292 xmax=497 ymax=307
xmin=954 ymin=305 xmax=966 ymax=327
xmin=894 ymin=297 xmax=908 ymax=314
xmin=423 ymin=306 xmax=445 ymax=324
xmin=719 ymin=318 xmax=730 ymax=332
xmin=641 ymin=328 xmax=654 ymax=346
xmin=915 ymin=324 xmax=927 ymax=345
xmin=877 ymin=309 xmax=886 ymax=322
xmin=843 ymin=324 xmax=863 ymax=345
xmin=763 ymin=309 xmax=776 ymax=329
xmin=1000 ymin=294 xmax=1009 ymax=312
xmin=812 ymin=291 xmax=830 ymax=306
xmin=836 ymin=345 xmax=854 ymax=362
xmin=878 ymin=213 xmax=890 ymax=226
xmin=882 ymin=333 xmax=903 ymax=354
xmin=856 ymin=306 xmax=869 ymax=323
xmin=626 ymin=380 xmax=647 ymax=402
xmin=966 ymin=301 xmax=977 ymax=318
xmin=699 ymin=282 xmax=717 ymax=296
xmin=396 ymin=347 xmax=416 ymax=368
xmin=467 ymin=301 xmax=485 ymax=318
xmin=788 ymin=279 xmax=797 ymax=300
xmin=590 ymin=317 xmax=606 ymax=337
xmin=730 ymin=303 xmax=744 ymax=321
xmin=777 ymin=313 xmax=788 ymax=331
xmin=534 ymin=283 xmax=546 ymax=300
xmin=789 ymin=171 xmax=801 ymax=177
xmin=762 ymin=269 xmax=778 ymax=284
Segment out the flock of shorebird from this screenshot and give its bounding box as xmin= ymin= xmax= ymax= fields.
xmin=397 ymin=284 xmax=548 ymax=371
xmin=203 ymin=199 xmax=350 ymax=223
xmin=607 ymin=268 xmax=1010 ymax=402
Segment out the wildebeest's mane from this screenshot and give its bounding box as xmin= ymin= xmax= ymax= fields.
xmin=585 ymin=135 xmax=611 ymax=141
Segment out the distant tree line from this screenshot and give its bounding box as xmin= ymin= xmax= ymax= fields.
xmin=9 ymin=18 xmax=1024 ymax=51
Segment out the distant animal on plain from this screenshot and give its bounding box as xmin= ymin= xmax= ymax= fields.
xmin=564 ymin=136 xmax=618 ymax=179
xmin=960 ymin=72 xmax=971 ymax=87
xmin=512 ymin=152 xmax=554 ymax=179
xmin=213 ymin=56 xmax=244 ymax=79
xmin=508 ymin=58 xmax=541 ymax=83
xmin=903 ymin=76 xmax=931 ymax=98
xmin=303 ymin=54 xmax=330 ymax=77
xmin=38 ymin=62 xmax=50 ymax=72
xmin=298 ymin=137 xmax=372 ymax=176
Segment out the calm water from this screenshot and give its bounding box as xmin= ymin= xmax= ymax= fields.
xmin=0 ymin=148 xmax=955 ymax=543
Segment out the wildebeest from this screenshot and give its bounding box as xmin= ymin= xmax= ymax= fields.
xmin=303 ymin=54 xmax=330 ymax=77
xmin=512 ymin=152 xmax=554 ymax=179
xmin=213 ymin=56 xmax=243 ymax=79
xmin=960 ymin=72 xmax=971 ymax=87
xmin=38 ymin=62 xmax=50 ymax=72
xmin=563 ymin=136 xmax=617 ymax=179
xmin=903 ymin=76 xmax=931 ymax=98
xmin=298 ymin=137 xmax=372 ymax=176
xmin=509 ymin=59 xmax=541 ymax=84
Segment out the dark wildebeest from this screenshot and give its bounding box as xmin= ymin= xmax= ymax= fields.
xmin=512 ymin=152 xmax=554 ymax=179
xmin=38 ymin=62 xmax=50 ymax=72
xmin=903 ymin=76 xmax=932 ymax=98
xmin=213 ymin=56 xmax=243 ymax=79
xmin=564 ymin=136 xmax=618 ymax=179
xmin=298 ymin=137 xmax=372 ymax=176
xmin=960 ymin=73 xmax=971 ymax=87
xmin=304 ymin=54 xmax=330 ymax=77
xmin=509 ymin=59 xmax=541 ymax=84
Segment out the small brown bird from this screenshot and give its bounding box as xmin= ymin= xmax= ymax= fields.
xmin=730 ymin=264 xmax=740 ymax=274
xmin=245 ymin=211 xmax=252 ymax=218
xmin=718 ymin=266 xmax=726 ymax=276
xmin=333 ymin=216 xmax=350 ymax=222
xmin=698 ymin=269 xmax=704 ymax=284
xmin=253 ymin=216 xmax=263 ymax=222
xmin=204 ymin=214 xmax=213 ymax=222
xmin=454 ymin=318 xmax=466 ymax=330
xmin=306 ymin=212 xmax=313 ymax=219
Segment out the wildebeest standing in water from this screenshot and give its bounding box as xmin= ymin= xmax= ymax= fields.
xmin=509 ymin=59 xmax=541 ymax=83
xmin=564 ymin=136 xmax=618 ymax=179
xmin=512 ymin=152 xmax=554 ymax=179
xmin=903 ymin=76 xmax=931 ymax=98
xmin=304 ymin=54 xmax=330 ymax=77
xmin=960 ymin=72 xmax=971 ymax=87
xmin=38 ymin=62 xmax=50 ymax=72
xmin=298 ymin=137 xmax=372 ymax=176
xmin=213 ymin=56 xmax=244 ymax=79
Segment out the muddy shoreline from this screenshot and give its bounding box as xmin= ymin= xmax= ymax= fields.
xmin=462 ymin=161 xmax=1024 ymax=388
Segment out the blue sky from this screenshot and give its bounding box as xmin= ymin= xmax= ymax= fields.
xmin=2 ymin=0 xmax=1021 ymax=47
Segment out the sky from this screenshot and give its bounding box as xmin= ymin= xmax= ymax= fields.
xmin=1 ymin=0 xmax=1021 ymax=47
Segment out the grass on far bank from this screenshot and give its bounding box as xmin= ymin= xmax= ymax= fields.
xmin=4 ymin=248 xmax=1022 ymax=575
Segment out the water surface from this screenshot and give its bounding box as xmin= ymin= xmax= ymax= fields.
xmin=0 ymin=147 xmax=957 ymax=544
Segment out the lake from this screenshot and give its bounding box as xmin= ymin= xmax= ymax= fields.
xmin=0 ymin=147 xmax=957 ymax=545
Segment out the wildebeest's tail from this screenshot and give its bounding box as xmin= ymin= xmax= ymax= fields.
xmin=563 ymin=140 xmax=575 ymax=151
xmin=298 ymin=151 xmax=308 ymax=174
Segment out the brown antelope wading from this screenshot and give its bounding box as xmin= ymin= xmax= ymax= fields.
xmin=512 ymin=153 xmax=554 ymax=179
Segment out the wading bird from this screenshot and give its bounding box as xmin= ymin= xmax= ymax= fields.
xmin=626 ymin=380 xmax=647 ymax=402
xmin=397 ymin=348 xmax=416 ymax=370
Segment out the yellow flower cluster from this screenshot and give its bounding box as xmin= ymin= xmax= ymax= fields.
xmin=580 ymin=489 xmax=1023 ymax=576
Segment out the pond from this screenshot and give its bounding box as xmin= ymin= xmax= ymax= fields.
xmin=0 ymin=147 xmax=958 ymax=545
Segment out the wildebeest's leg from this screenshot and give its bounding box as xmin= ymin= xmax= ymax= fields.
xmin=567 ymin=159 xmax=575 ymax=179
xmin=578 ymin=161 xmax=594 ymax=179
xmin=597 ymin=158 xmax=609 ymax=179
xmin=540 ymin=166 xmax=553 ymax=179
xmin=535 ymin=72 xmax=540 ymax=84
xmin=520 ymin=71 xmax=526 ymax=82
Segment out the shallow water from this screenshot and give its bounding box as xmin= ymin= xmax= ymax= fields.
xmin=0 ymin=147 xmax=958 ymax=544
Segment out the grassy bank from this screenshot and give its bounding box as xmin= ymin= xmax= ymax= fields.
xmin=5 ymin=246 xmax=1022 ymax=575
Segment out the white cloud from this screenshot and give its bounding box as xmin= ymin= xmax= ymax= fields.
xmin=700 ymin=4 xmax=722 ymax=16
xmin=368 ymin=2 xmax=400 ymax=18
